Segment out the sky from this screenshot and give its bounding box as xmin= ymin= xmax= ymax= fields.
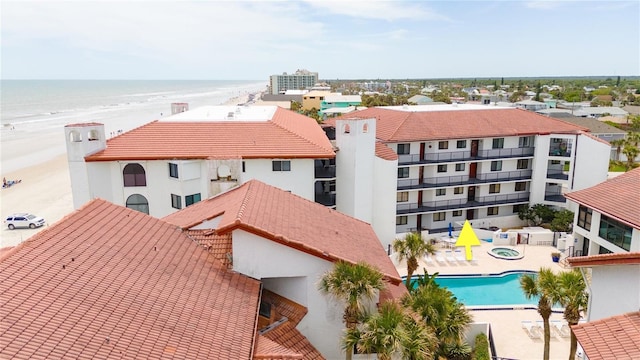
xmin=2 ymin=0 xmax=639 ymax=80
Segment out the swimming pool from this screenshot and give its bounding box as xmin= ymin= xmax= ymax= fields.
xmin=411 ymin=271 xmax=538 ymax=308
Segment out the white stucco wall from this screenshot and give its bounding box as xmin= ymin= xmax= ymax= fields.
xmin=588 ymin=265 xmax=640 ymax=321
xmin=373 ymin=156 xmax=399 ymax=252
xmin=572 ymin=135 xmax=610 ymax=191
xmin=232 ymin=229 xmax=362 ymax=360
xmin=241 ymin=158 xmax=315 ymax=201
xmin=529 ymin=134 xmax=551 ymax=204
xmin=65 ymin=124 xmax=107 ymax=209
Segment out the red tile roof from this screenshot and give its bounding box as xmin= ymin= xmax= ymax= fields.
xmin=375 ymin=142 xmax=398 ymax=161
xmin=564 ymin=168 xmax=640 ymax=229
xmin=0 ymin=199 xmax=261 ymax=359
xmin=572 ymin=311 xmax=640 ymax=360
xmin=254 ymin=335 xmax=304 ymax=359
xmin=163 ymin=180 xmax=402 ymax=285
xmin=185 ymin=230 xmax=233 ymax=268
xmin=568 ymin=252 xmax=640 ymax=267
xmin=262 ymin=322 xmax=325 ymax=360
xmin=327 ymin=107 xmax=587 ymax=142
xmin=85 ymin=107 xmax=334 ymax=161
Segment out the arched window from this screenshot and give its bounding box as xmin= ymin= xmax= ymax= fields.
xmin=126 ymin=194 xmax=149 ymax=214
xmin=69 ymin=131 xmax=82 ymax=142
xmin=87 ymin=129 xmax=99 ymax=141
xmin=123 ymin=163 xmax=146 ymax=187
xmin=343 ymin=124 xmax=351 ymax=134
xmin=362 ymin=123 xmax=369 ymax=133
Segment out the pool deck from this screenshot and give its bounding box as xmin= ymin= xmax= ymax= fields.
xmin=392 ymin=240 xmax=574 ymax=360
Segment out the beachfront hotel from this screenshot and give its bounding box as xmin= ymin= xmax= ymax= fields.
xmin=0 ymin=180 xmax=403 ymax=359
xmin=269 ymin=69 xmax=318 ymax=95
xmin=325 ymin=104 xmax=611 ymax=238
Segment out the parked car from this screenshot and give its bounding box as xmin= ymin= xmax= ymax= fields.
xmin=4 ymin=213 xmax=46 ymax=230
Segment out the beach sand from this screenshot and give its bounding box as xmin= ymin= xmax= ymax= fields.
xmin=1 ymin=91 xmax=260 ymax=249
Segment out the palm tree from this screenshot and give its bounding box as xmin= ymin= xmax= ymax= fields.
xmin=403 ymin=270 xmax=472 ymax=359
xmin=393 ymin=232 xmax=436 ymax=289
xmin=609 ymin=138 xmax=625 ymax=161
xmin=318 ymin=261 xmax=385 ymax=360
xmin=520 ymin=268 xmax=560 ymax=360
xmin=557 ymin=270 xmax=588 ymax=360
xmin=343 ymin=301 xmax=436 ymax=360
xmin=622 ymin=142 xmax=639 ymax=170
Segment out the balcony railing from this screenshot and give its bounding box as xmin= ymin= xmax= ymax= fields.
xmin=544 ymin=188 xmax=566 ymax=203
xmin=546 ymin=170 xmax=569 ymax=180
xmin=396 ymin=192 xmax=530 ymax=214
xmin=314 ymin=165 xmax=336 ymax=179
xmin=315 ymin=193 xmax=336 ymax=207
xmin=397 ymin=169 xmax=533 ymax=189
xmin=398 ymin=147 xmax=535 ymax=165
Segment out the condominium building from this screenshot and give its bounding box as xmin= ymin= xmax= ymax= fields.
xmin=65 ymin=106 xmax=336 ymax=219
xmin=327 ymin=104 xmax=611 ymax=236
xmin=565 ymin=167 xmax=640 ymax=256
xmin=269 ymin=69 xmax=318 ymax=95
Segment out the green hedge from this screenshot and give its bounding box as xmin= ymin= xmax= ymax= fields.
xmin=472 ymin=333 xmax=490 ymax=360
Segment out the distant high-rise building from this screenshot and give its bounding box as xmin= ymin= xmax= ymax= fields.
xmin=269 ymin=69 xmax=318 ymax=95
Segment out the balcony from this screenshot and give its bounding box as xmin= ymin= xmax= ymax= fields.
xmin=544 ymin=188 xmax=566 ymax=203
xmin=315 ymin=193 xmax=336 ymax=207
xmin=549 ymin=141 xmax=572 ymax=157
xmin=314 ymin=165 xmax=336 ymax=179
xmin=396 ymin=192 xmax=530 ymax=214
xmin=546 ymin=169 xmax=569 ymax=181
xmin=398 ymin=147 xmax=535 ymax=165
xmin=397 ymin=170 xmax=533 ymax=189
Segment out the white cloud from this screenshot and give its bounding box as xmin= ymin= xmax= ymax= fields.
xmin=303 ymin=0 xmax=450 ymax=21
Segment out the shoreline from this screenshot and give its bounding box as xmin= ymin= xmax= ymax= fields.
xmin=0 ymin=90 xmax=263 ymax=249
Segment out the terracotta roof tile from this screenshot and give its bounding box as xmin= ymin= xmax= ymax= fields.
xmin=328 ymin=107 xmax=586 ymax=142
xmin=0 ymin=199 xmax=261 ymax=359
xmin=85 ymin=108 xmax=334 ymax=161
xmin=564 ymin=167 xmax=640 ymax=229
xmin=185 ymin=230 xmax=233 ymax=268
xmin=254 ymin=335 xmax=303 ymax=359
xmin=379 ymin=282 xmax=409 ymax=303
xmin=260 ymin=290 xmax=308 ymax=326
xmin=163 ymin=180 xmax=402 ymax=285
xmin=568 ymin=252 xmax=640 ymax=267
xmin=375 ymin=142 xmax=398 ymax=161
xmin=572 ymin=311 xmax=640 ymax=360
xmin=262 ymin=322 xmax=324 ymax=360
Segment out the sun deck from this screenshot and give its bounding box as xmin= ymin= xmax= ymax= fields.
xmin=392 ymin=239 xmax=574 ymax=360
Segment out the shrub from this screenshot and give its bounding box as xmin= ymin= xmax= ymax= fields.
xmin=472 ymin=333 xmax=490 ymax=360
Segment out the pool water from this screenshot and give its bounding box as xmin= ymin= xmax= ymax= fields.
xmin=491 ymin=248 xmax=520 ymax=257
xmin=422 ymin=271 xmax=537 ymax=307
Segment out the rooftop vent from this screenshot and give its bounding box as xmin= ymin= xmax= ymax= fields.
xmin=227 ymin=111 xmax=235 ymax=120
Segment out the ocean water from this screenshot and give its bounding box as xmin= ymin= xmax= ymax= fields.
xmin=0 ymin=80 xmax=267 ymax=174
xmin=1 ymin=79 xmax=267 ymax=129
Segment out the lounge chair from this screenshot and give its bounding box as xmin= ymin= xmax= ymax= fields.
xmin=424 ymin=255 xmax=434 ymax=266
xmin=454 ymin=250 xmax=466 ymax=263
xmin=445 ymin=251 xmax=457 ymax=264
xmin=435 ymin=252 xmax=447 ymax=265
xmin=521 ymin=321 xmax=542 ymax=339
xmin=550 ymin=320 xmax=571 ymax=338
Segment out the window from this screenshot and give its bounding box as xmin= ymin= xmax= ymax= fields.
xmin=437 ymin=164 xmax=448 ymax=173
xmin=436 ymin=188 xmax=446 ymax=196
xmin=123 ymin=163 xmax=147 ymax=187
xmin=599 ymin=215 xmax=632 ymax=251
xmin=487 ymin=207 xmax=499 ymax=216
xmin=397 ymin=192 xmax=409 ymax=202
xmin=517 ymin=159 xmax=529 ymax=169
xmin=433 ymin=212 xmax=446 ymax=221
xmin=492 ymin=138 xmax=504 ymax=149
xmin=454 ymin=187 xmax=464 ymax=194
xmin=489 ymin=184 xmax=501 ymax=193
xmin=171 ymin=194 xmax=182 ymax=209
xmin=452 ymin=210 xmax=463 ymax=217
xmin=577 ymin=205 xmax=592 ymax=231
xmin=515 ymin=182 xmax=527 ymax=191
xmin=551 ymin=160 xmax=561 ymax=165
xmin=455 ymin=163 xmax=465 ymax=171
xmin=490 ymin=161 xmax=502 ymax=171
xmin=272 ymin=160 xmax=291 ymax=171
xmin=398 ymin=167 xmax=409 ymax=178
xmin=169 ymin=163 xmax=179 ymax=178
xmin=513 ymin=204 xmax=527 ymax=214
xmin=396 ymin=216 xmax=408 ymax=225
xmin=126 ymin=194 xmax=149 ymax=214
xmin=397 ymin=143 xmax=410 ymax=155
xmin=259 ymin=301 xmax=272 ymax=318
xmin=185 ymin=193 xmax=201 ymax=207
xmin=519 ymin=136 xmax=533 ymax=148
xmin=457 ymin=140 xmax=467 ymax=149
xmin=242 ymin=161 xmax=246 ymax=173
xmin=438 ymin=141 xmax=448 ymax=150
